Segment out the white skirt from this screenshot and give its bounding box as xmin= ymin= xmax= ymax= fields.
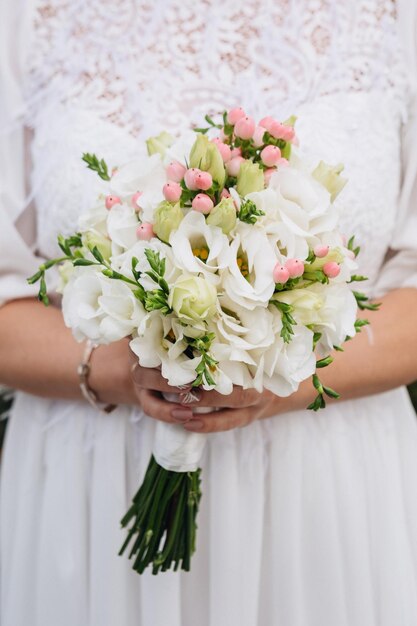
xmin=2 ymin=387 xmax=417 ymax=626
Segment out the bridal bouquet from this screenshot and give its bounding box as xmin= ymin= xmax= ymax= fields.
xmin=28 ymin=107 xmax=376 ymax=575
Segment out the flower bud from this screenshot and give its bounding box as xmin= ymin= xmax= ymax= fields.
xmin=264 ymin=168 xmax=276 ymax=185
xmin=273 ymin=263 xmax=290 ymax=284
xmin=236 ymin=160 xmax=265 ymax=196
xmin=184 ymin=168 xmax=201 ymax=190
xmin=252 ymin=126 xmax=266 ymax=148
xmin=105 ymin=195 xmax=121 ymax=210
xmin=82 ymin=231 xmax=112 ymax=262
xmin=261 ymin=145 xmax=281 ymax=167
xmin=226 ymin=156 xmax=245 ymax=177
xmin=146 ymin=131 xmax=175 ymax=156
xmin=166 ymin=160 xmax=186 ymax=182
xmin=131 ymin=191 xmax=143 ymax=211
xmin=211 ymin=138 xmax=232 ymax=162
xmin=234 ymin=115 xmax=256 ymax=140
xmin=227 ymin=107 xmax=246 ymax=125
xmin=258 ymin=116 xmax=276 ymax=132
xmin=230 ymin=147 xmax=242 ymax=158
xmin=195 ymin=171 xmax=213 ymax=191
xmin=192 ymin=194 xmax=214 ymax=214
xmin=312 ymin=161 xmax=347 ymax=201
xmin=313 ymin=245 xmax=330 ymax=258
xmin=153 ymin=201 xmax=184 ymax=243
xmin=323 ymin=262 xmax=341 ymax=278
xmin=163 ymin=181 xmax=182 ymax=202
xmin=136 ymin=222 xmax=155 ymax=241
xmin=206 ymin=197 xmax=237 ymax=234
xmin=285 ymin=258 xmax=305 ymax=278
xmin=190 ymin=133 xmax=226 ymax=187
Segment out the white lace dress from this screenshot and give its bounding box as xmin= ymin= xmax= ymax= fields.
xmin=1 ymin=1 xmax=417 ymax=625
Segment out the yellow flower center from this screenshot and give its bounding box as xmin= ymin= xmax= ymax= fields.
xmin=237 ymin=256 xmax=249 ymax=277
xmin=192 ymin=247 xmax=209 ymax=262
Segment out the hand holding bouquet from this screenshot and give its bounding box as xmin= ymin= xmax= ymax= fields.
xmin=28 ymin=107 xmax=377 ymax=574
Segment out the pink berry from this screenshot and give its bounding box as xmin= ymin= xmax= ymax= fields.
xmin=136 ymin=222 xmax=154 ymax=241
xmin=227 ymin=107 xmax=246 ymax=125
xmin=219 ymin=128 xmax=227 ymax=142
xmin=184 ymin=168 xmax=201 ymax=190
xmin=277 ymin=157 xmax=289 ymax=168
xmin=166 ymin=160 xmax=186 ymax=182
xmin=230 ymin=147 xmax=242 ymax=159
xmin=220 ymin=188 xmax=231 ymax=199
xmin=195 ymin=171 xmax=213 ymax=190
xmin=264 ymin=168 xmax=276 ymax=185
xmin=313 ymin=245 xmax=330 ymax=258
xmin=258 ymin=116 xmax=276 ymax=132
xmin=285 ymin=258 xmax=305 ymax=278
xmin=131 ymin=191 xmax=143 ymax=211
xmin=105 ymin=195 xmax=121 ymax=210
xmin=269 ymin=121 xmax=287 ymax=140
xmin=323 ymin=262 xmax=341 ymax=278
xmin=192 ymin=194 xmax=214 ymax=214
xmin=234 ymin=116 xmax=256 ymax=140
xmin=252 ymin=126 xmax=266 ymax=148
xmin=163 ymin=181 xmax=182 ymax=202
xmin=273 ymin=263 xmax=290 ymax=284
xmin=261 ymin=145 xmax=281 ymax=167
xmin=226 ymin=156 xmax=245 ymax=177
xmin=111 ymin=167 xmax=119 ymax=177
xmin=212 ymin=138 xmax=232 ymax=163
xmin=280 ymin=126 xmax=295 ymax=142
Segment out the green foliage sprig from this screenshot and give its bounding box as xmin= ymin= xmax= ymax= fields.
xmin=237 ymin=199 xmax=265 ymax=224
xmin=82 ymin=153 xmax=111 ymax=181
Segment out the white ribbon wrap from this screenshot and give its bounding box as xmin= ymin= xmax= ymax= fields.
xmin=153 ymin=393 xmax=208 ymax=472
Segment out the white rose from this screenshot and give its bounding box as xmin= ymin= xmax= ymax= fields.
xmin=106 ymin=203 xmax=139 ymax=252
xmin=168 ymin=275 xmax=218 ymax=324
xmin=62 ymin=267 xmax=146 ymax=344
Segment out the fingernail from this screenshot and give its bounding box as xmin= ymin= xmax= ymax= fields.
xmin=172 ymin=408 xmax=194 ymax=422
xmin=184 ymin=419 xmax=204 ymax=431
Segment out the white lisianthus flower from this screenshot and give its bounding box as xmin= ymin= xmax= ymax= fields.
xmin=258 ymin=324 xmax=316 ymax=396
xmin=78 ymin=200 xmax=108 ymax=237
xmin=110 ymin=154 xmax=166 ymax=223
xmin=112 ymin=238 xmax=180 ymax=291
xmin=168 ymin=275 xmax=217 ymax=325
xmin=62 ymin=267 xmax=146 ymax=344
xmin=169 ymin=211 xmax=231 ymax=285
xmin=130 ymin=314 xmax=200 ymax=387
xmin=220 ymin=223 xmax=277 ymax=310
xmin=269 ymin=166 xmax=331 ymax=220
xmin=107 ymin=203 xmax=139 ymax=252
xmin=215 ymin=295 xmax=275 ymax=352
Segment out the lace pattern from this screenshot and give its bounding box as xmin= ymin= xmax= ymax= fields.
xmin=23 ymin=0 xmax=410 ymax=296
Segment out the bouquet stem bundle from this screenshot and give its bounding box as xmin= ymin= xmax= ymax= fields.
xmin=119 ymin=456 xmax=202 ymax=574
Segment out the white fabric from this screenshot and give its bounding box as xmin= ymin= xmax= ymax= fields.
xmin=1 ymin=1 xmax=417 ymax=625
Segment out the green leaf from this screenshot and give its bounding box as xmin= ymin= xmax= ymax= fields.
xmin=237 ymin=199 xmax=265 ymax=225
xmin=323 ymin=386 xmax=340 ymax=399
xmin=82 ymin=152 xmax=111 ymax=181
xmin=90 ymin=245 xmax=104 ymax=264
xmin=316 ymin=356 xmax=333 ymax=368
xmin=73 ymin=259 xmax=98 ymax=266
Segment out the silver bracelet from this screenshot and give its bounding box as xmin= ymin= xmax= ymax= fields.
xmin=78 ymin=340 xmax=117 ymax=414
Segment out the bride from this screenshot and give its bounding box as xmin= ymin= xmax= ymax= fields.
xmin=1 ymin=1 xmax=417 ymax=625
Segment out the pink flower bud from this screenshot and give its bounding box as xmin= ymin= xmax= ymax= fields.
xmin=269 ymin=121 xmax=288 ymax=140
xmin=195 ymin=170 xmax=213 ymax=190
xmin=313 ymin=245 xmax=330 ymax=258
xmin=234 ymin=116 xmax=256 ymax=140
xmin=264 ymin=168 xmax=276 ymax=185
xmin=105 ymin=195 xmax=122 ymax=210
xmin=285 ymin=258 xmax=305 ymax=278
xmin=111 ymin=167 xmax=119 ymax=177
xmin=192 ymin=194 xmax=214 ymax=214
xmin=136 ymin=222 xmax=154 ymax=241
xmin=273 ymin=263 xmax=290 ymax=284
xmin=252 ymin=126 xmax=266 ymax=148
xmin=227 ymin=107 xmax=246 ymax=125
xmin=230 ymin=147 xmax=242 ymax=158
xmin=131 ymin=191 xmax=143 ymax=211
xmin=211 ymin=138 xmax=232 ymax=162
xmin=346 ymin=249 xmax=356 ymax=260
xmin=163 ymin=181 xmax=182 ymax=202
xmin=184 ymin=168 xmax=201 ymax=190
xmin=292 ymin=134 xmax=300 ymax=147
xmin=166 ymin=160 xmax=186 ymax=182
xmin=280 ymin=126 xmax=296 ymax=142
xmin=258 ymin=116 xmax=276 ymax=132
xmin=219 ymin=128 xmax=227 ymax=142
xmin=261 ymin=145 xmax=282 ymax=167
xmin=226 ymin=156 xmax=245 ymax=177
xmin=323 ymin=262 xmax=341 ymax=278
xmin=277 ymin=157 xmax=289 ymax=168
xmin=220 ymin=188 xmax=231 ymax=199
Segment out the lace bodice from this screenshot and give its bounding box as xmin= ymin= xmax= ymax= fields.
xmin=23 ymin=0 xmax=410 ymax=295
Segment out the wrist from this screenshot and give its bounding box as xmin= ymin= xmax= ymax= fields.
xmin=88 ymin=339 xmax=137 ymax=406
